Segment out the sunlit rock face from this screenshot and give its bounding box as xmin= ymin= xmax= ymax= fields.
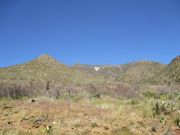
xmin=95 ymin=66 xmax=100 ymax=72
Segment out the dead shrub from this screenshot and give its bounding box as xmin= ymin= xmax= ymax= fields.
xmin=0 ymin=81 xmax=34 ymax=99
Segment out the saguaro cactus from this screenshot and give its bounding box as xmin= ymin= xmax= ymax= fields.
xmin=47 ymin=81 xmax=50 ymax=91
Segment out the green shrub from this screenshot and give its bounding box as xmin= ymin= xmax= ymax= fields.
xmin=129 ymin=99 xmax=139 ymax=105
xmin=159 ymin=116 xmax=166 ymax=124
xmin=91 ymin=122 xmax=98 ymax=128
xmin=143 ymin=91 xmax=157 ymax=98
xmin=175 ymin=117 xmax=180 ymax=127
xmin=152 ymin=100 xmax=176 ymax=116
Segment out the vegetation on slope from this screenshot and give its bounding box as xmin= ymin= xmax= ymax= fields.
xmin=0 ymin=55 xmax=179 ymax=99
xmin=116 ymin=61 xmax=166 ymax=83
xmin=0 ymin=55 xmax=71 ymax=83
xmin=73 ymin=61 xmax=166 ymax=83
xmin=154 ymin=56 xmax=180 ymax=84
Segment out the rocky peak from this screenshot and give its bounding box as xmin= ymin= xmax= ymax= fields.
xmin=33 ymin=54 xmax=62 ymax=66
xmin=171 ymin=55 xmax=180 ymax=63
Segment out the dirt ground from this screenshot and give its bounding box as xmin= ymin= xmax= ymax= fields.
xmin=0 ymin=97 xmax=179 ymax=135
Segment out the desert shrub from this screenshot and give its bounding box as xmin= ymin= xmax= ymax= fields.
xmin=82 ymin=83 xmax=139 ymax=99
xmin=143 ymin=91 xmax=157 ymax=98
xmin=43 ymin=83 xmax=82 ymax=99
xmin=111 ymin=127 xmax=132 ymax=135
xmin=39 ymin=126 xmax=53 ymax=134
xmin=159 ymin=93 xmax=171 ymax=100
xmin=115 ymin=84 xmax=138 ymax=98
xmin=73 ymin=119 xmax=83 ymax=128
xmin=142 ymin=89 xmax=178 ymax=100
xmin=175 ymin=117 xmax=180 ymax=127
xmin=86 ymin=83 xmax=98 ymax=94
xmin=152 ymin=100 xmax=176 ymax=116
xmin=0 ymin=81 xmax=34 ymax=99
xmin=91 ymin=122 xmax=98 ymax=128
xmin=152 ymin=85 xmax=171 ymax=94
xmin=129 ymin=99 xmax=140 ymax=105
xmin=174 ymin=92 xmax=180 ymax=100
xmin=159 ymin=116 xmax=166 ymax=124
xmin=47 ymin=85 xmax=61 ymax=99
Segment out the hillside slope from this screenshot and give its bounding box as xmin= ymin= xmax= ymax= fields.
xmin=118 ymin=61 xmax=166 ymax=83
xmin=73 ymin=61 xmax=165 ymax=83
xmin=154 ymin=56 xmax=180 ymax=83
xmin=2 ymin=55 xmax=180 ymax=85
xmin=0 ymin=55 xmax=106 ymax=86
xmin=0 ymin=55 xmax=71 ymax=83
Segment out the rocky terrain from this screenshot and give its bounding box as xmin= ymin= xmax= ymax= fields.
xmin=0 ymin=55 xmax=179 ymax=135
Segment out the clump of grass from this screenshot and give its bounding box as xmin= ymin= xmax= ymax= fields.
xmin=142 ymin=91 xmax=157 ymax=98
xmin=129 ymin=99 xmax=140 ymax=105
xmin=111 ymin=127 xmax=133 ymax=135
xmin=73 ymin=119 xmax=83 ymax=128
xmin=91 ymin=122 xmax=98 ymax=128
xmin=175 ymin=117 xmax=180 ymax=127
xmin=0 ymin=129 xmax=33 ymax=135
xmin=159 ymin=116 xmax=166 ymax=124
xmin=39 ymin=126 xmax=53 ymax=134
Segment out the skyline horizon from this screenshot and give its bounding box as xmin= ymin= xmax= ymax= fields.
xmin=0 ymin=53 xmax=179 ymax=68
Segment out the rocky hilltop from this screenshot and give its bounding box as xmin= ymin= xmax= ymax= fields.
xmin=154 ymin=56 xmax=180 ymax=83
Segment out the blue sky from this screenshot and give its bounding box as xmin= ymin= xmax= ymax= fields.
xmin=0 ymin=0 xmax=180 ymax=67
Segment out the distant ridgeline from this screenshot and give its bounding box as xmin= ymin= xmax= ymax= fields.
xmin=0 ymin=54 xmax=179 ymax=98
xmin=0 ymin=54 xmax=180 ymax=84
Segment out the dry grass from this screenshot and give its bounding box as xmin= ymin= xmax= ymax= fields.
xmin=0 ymin=97 xmax=179 ymax=135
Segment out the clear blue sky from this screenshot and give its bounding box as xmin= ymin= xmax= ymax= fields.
xmin=0 ymin=0 xmax=180 ymax=67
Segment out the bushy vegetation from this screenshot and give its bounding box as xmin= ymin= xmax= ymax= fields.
xmin=0 ymin=54 xmax=179 ymax=100
xmin=0 ymin=81 xmax=35 ymax=99
xmin=152 ymin=100 xmax=176 ymax=116
xmin=155 ymin=56 xmax=180 ymax=83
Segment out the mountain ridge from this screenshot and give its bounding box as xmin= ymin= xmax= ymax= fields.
xmin=0 ymin=54 xmax=179 ymax=85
